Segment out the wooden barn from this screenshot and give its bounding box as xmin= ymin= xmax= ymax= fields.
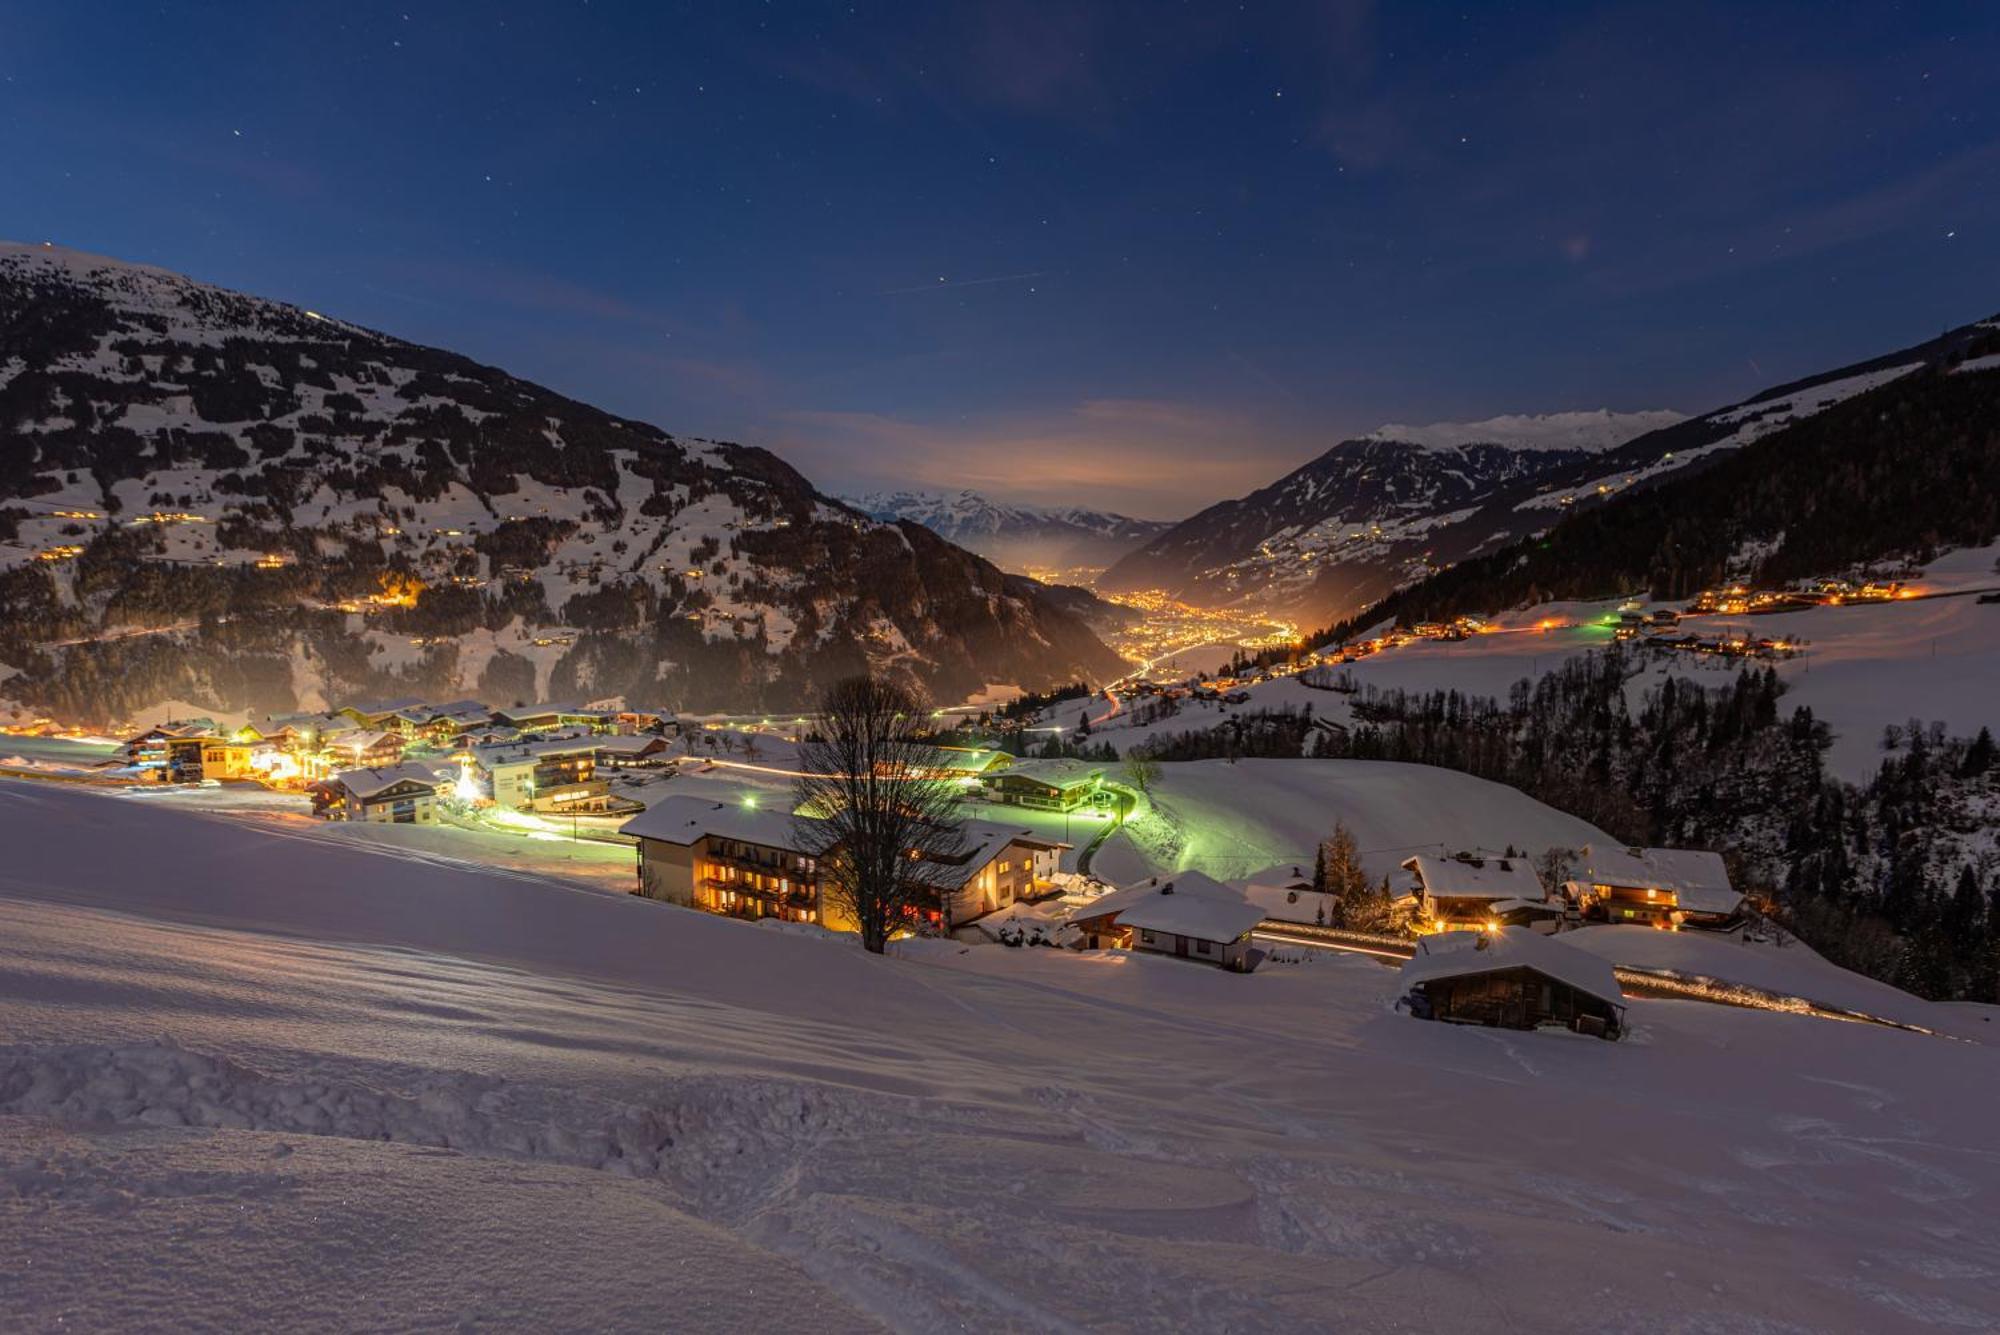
xmin=1398 ymin=929 xmax=1625 ymax=1039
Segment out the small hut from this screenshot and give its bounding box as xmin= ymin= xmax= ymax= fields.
xmin=1398 ymin=929 xmax=1624 ymax=1039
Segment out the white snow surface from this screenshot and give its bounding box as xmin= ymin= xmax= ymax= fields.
xmin=5 ymin=782 xmax=2000 ymax=1329
xmin=3 ymin=781 xmax=1998 ymax=1331
xmin=1085 ymin=758 xmax=1616 ymax=886
xmin=1365 ymin=409 xmax=1685 ymax=453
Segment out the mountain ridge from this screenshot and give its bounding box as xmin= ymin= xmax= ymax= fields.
xmin=1302 ymin=314 xmax=2000 ymax=645
xmin=0 ymin=242 xmax=1128 ymax=722
xmin=1103 ymin=322 xmax=2000 ymax=624
xmin=844 ymin=487 xmax=1174 ymax=571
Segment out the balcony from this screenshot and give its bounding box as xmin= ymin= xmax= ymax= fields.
xmin=701 ymin=874 xmax=816 ymax=909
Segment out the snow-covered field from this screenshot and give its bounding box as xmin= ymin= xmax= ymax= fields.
xmin=1089 ymin=758 xmax=1612 ymax=885
xmin=10 ymin=780 xmax=1996 ymax=1330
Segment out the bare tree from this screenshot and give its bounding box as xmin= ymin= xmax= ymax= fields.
xmin=793 ymin=677 xmax=969 ymax=953
xmin=1535 ymin=845 xmax=1578 ymax=898
xmin=1122 ymin=750 xmax=1161 ymax=798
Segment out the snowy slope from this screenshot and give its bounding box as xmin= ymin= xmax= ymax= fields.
xmin=1365 ymin=408 xmax=1685 ymax=453
xmin=1087 ymin=757 xmax=1615 ymax=884
xmin=3 ymin=782 xmax=1998 ymax=1331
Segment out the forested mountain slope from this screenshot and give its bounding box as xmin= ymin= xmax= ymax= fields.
xmin=0 ymin=242 xmax=1126 ymax=720
xmin=1313 ymin=324 xmax=2000 ymax=644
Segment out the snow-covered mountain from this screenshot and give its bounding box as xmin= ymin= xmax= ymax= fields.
xmin=0 ymin=242 xmax=1126 ymax=722
xmin=1104 ymin=316 xmax=2000 ymax=627
xmin=1098 ymin=411 xmax=1679 ymax=617
xmin=1363 ymin=409 xmax=1687 ymax=453
xmin=844 ymin=488 xmax=1173 ymax=572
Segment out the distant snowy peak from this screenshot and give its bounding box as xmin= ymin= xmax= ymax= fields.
xmin=849 ymin=488 xmax=1165 ymax=536
xmin=843 ymin=489 xmax=1174 ymax=570
xmin=1364 ymin=409 xmax=1687 ymax=454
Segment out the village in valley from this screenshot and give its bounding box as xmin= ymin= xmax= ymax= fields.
xmin=1 ymin=607 xmax=1932 ymax=1045
xmin=5 ymin=525 xmax=1996 ymax=1053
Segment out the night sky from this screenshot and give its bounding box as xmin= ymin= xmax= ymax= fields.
xmin=7 ymin=2 xmax=1997 ymax=517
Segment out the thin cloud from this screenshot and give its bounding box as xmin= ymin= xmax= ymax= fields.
xmin=770 ymin=400 xmax=1307 ymax=519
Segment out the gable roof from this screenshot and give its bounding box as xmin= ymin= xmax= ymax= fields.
xmin=421 ymin=700 xmax=494 ymax=725
xmin=619 ymin=794 xmax=819 ymax=850
xmin=1066 ymin=870 xmax=1251 ymax=932
xmin=334 ymin=762 xmax=443 ymax=800
xmin=916 ymin=818 xmax=1068 ymax=889
xmin=591 ymin=734 xmax=668 ymax=757
xmin=1113 ymin=875 xmax=1264 ymax=944
xmin=1237 ymin=881 xmax=1335 ymax=924
xmin=994 ymin=759 xmax=1103 ymax=789
xmin=328 ymin=729 xmax=400 ymax=754
xmin=1399 ymin=929 xmax=1622 ymax=1005
xmin=469 ymin=734 xmax=600 ymax=768
xmin=915 ymin=746 xmax=1007 ymax=773
xmin=350 ymin=697 xmax=427 ymax=718
xmin=1403 ymin=852 xmax=1545 ymax=903
xmin=1577 ymin=845 xmax=1739 ymax=915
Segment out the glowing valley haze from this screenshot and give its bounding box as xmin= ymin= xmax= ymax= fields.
xmin=4 ymin=2 xmax=1997 ymax=515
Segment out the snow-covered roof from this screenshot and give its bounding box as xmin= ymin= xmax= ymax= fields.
xmin=351 ymin=696 xmax=427 ymax=718
xmin=492 ymin=702 xmax=609 ymax=723
xmin=1238 ymin=881 xmax=1334 ymax=924
xmin=1577 ymin=845 xmax=1739 ymax=915
xmin=1490 ymin=897 xmax=1562 ymax=916
xmin=994 ymin=759 xmax=1103 ymax=789
xmin=916 ymin=818 xmax=1067 ymax=889
xmin=1399 ymin=929 xmax=1622 ymax=1004
xmin=620 ymin=795 xmax=819 ymax=851
xmin=916 ymin=746 xmax=1006 ymax=772
xmin=1067 ymin=870 xmax=1250 ymax=931
xmin=1403 ymin=852 xmax=1545 ymax=903
xmin=470 ymin=735 xmax=600 ymax=768
xmin=329 ymin=729 xmax=400 ymax=754
xmin=420 ymin=700 xmax=493 ymax=724
xmin=333 ymin=762 xmax=443 ymax=800
xmin=1114 ymin=875 xmax=1264 ymax=944
xmin=591 ymin=734 xmax=668 ymax=756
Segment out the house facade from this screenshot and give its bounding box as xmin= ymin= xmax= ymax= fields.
xmin=1571 ymin=845 xmax=1741 ymax=929
xmin=622 ymin=796 xmax=826 ymax=923
xmin=329 ymin=763 xmax=441 ymax=824
xmin=1065 ymin=871 xmax=1264 ymax=971
xmin=1399 ymin=929 xmax=1624 ymax=1039
xmin=1402 ymin=852 xmax=1548 ymax=933
xmin=918 ymin=819 xmax=1068 ymax=929
xmin=471 ymin=737 xmax=630 ymax=813
xmin=985 ymin=759 xmax=1104 ymax=812
xmin=620 ymin=800 xmax=1067 ymax=932
xmin=324 ymin=730 xmax=406 ymax=772
xmin=156 ymin=733 xmax=262 ymax=783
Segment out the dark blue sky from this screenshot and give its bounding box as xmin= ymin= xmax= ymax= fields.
xmin=8 ymin=2 xmax=1997 ymax=516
